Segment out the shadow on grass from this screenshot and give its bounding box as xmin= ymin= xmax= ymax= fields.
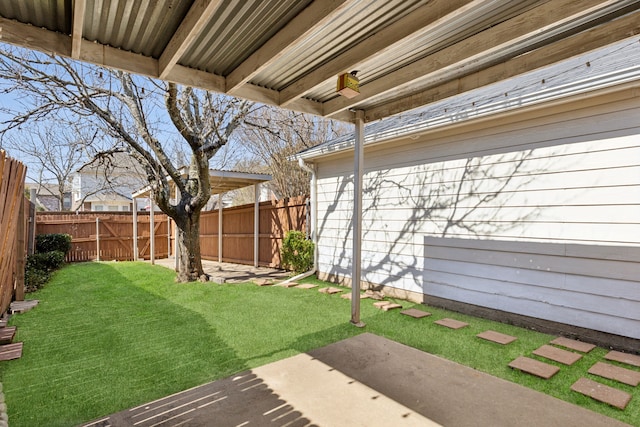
xmin=5 ymin=263 xmax=386 ymax=427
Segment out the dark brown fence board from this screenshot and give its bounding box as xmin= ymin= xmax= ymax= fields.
xmin=0 ymin=151 xmax=28 ymax=314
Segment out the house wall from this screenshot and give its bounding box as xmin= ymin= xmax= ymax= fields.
xmin=313 ymin=90 xmax=640 ymax=341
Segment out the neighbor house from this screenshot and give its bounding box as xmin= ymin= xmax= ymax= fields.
xmin=297 ymin=41 xmax=640 ymax=349
xmin=24 ymin=182 xmax=72 ymax=211
xmin=72 ymin=152 xmax=148 ymax=212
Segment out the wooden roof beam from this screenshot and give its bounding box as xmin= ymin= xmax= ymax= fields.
xmin=356 ymin=11 xmax=640 ymax=122
xmin=225 ymin=0 xmax=350 ymax=95
xmin=279 ymin=0 xmax=483 ymax=107
xmin=71 ymin=0 xmax=86 ymax=59
xmin=323 ymin=0 xmax=638 ymax=117
xmin=0 ymin=17 xmax=324 ymax=118
xmin=158 ymin=0 xmax=224 ymax=80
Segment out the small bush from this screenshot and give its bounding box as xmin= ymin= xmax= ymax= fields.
xmin=25 ymin=267 xmax=50 ymax=293
xmin=27 ymin=251 xmax=66 ymax=272
xmin=35 ymin=233 xmax=72 ymax=255
xmin=281 ymin=230 xmax=314 ymax=274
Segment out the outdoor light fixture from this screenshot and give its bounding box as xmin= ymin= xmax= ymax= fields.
xmin=337 ymin=70 xmax=360 ymax=98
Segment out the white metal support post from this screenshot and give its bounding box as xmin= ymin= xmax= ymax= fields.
xmin=132 ymin=198 xmax=138 ymax=261
xmin=150 ymin=199 xmax=155 ymax=265
xmin=218 ymin=194 xmax=223 ymax=263
xmin=351 ymin=110 xmax=365 ymax=327
xmin=254 ymin=183 xmax=260 ymax=268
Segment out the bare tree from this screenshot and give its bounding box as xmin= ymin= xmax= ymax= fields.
xmin=4 ymin=122 xmax=95 ymax=210
xmin=0 ymin=46 xmax=253 ymax=282
xmin=241 ymin=107 xmax=349 ymax=198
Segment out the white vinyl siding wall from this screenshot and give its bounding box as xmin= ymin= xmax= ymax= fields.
xmin=314 ymin=96 xmax=640 ymax=339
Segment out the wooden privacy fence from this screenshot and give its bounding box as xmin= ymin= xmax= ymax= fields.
xmin=37 ymin=195 xmax=308 ymax=268
xmin=36 ymin=212 xmax=169 ymax=262
xmin=197 ymin=195 xmax=308 ymax=267
xmin=0 ymin=151 xmax=28 ymax=315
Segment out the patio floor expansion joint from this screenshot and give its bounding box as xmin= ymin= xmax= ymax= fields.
xmin=532 ymin=344 xmax=582 ymax=365
xmin=477 ymin=330 xmax=517 ymax=345
xmin=434 ymin=318 xmax=469 ymax=329
xmin=549 ymin=336 xmax=596 ymax=353
xmin=605 ymin=350 xmax=640 ymax=368
xmin=588 ymin=362 xmax=640 ymax=387
xmin=571 ymin=377 xmax=632 ymax=410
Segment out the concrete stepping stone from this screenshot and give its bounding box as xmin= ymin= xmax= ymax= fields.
xmin=363 ymin=290 xmax=385 ymax=300
xmin=372 ymin=300 xmax=402 ymax=311
xmin=253 ymin=278 xmax=273 ymax=286
xmin=373 ymin=301 xmax=391 ymax=309
xmin=477 ymin=330 xmax=517 ymax=345
xmin=340 ymin=293 xmax=368 ymax=300
xmin=10 ymin=300 xmax=38 ymax=314
xmin=275 ymin=281 xmax=299 ymax=288
xmin=533 ymin=344 xmax=582 ymax=365
xmin=605 ymin=350 xmax=640 ymax=368
xmin=571 ymin=377 xmax=632 ymax=410
xmin=0 ymin=326 xmax=16 ymax=345
xmin=509 ymin=356 xmax=559 ymax=379
xmin=588 ymin=362 xmax=640 ymax=387
xmin=319 ymin=287 xmax=342 ymax=295
xmin=381 ymin=303 xmax=403 ymax=312
xmin=434 ymin=318 xmax=469 ymax=329
xmin=0 ymin=342 xmax=23 ymax=361
xmin=549 ymin=336 xmax=596 ymax=353
xmin=400 ymin=308 xmax=431 ymax=319
xmin=295 ymin=283 xmax=318 ymax=289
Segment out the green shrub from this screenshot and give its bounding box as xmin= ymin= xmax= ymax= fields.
xmin=35 ymin=233 xmax=72 ymax=255
xmin=27 ymin=251 xmax=66 ymax=272
xmin=281 ymin=230 xmax=314 ymax=274
xmin=25 ymin=267 xmax=50 ymax=293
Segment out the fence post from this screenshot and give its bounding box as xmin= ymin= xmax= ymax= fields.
xmin=14 ymin=197 xmax=26 ymax=301
xmin=96 ymin=217 xmax=100 ymax=261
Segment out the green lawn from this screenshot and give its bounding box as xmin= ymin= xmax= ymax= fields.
xmin=1 ymin=262 xmax=638 ymax=426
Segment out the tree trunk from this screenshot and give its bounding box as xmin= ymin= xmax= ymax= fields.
xmin=175 ymin=210 xmax=206 ymax=282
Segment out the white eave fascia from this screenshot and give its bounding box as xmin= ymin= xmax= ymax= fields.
xmin=297 ymin=65 xmax=640 ymax=161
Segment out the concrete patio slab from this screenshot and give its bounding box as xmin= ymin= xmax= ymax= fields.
xmin=151 ymin=258 xmax=291 ymax=284
xmin=83 ymin=334 xmax=632 ymax=427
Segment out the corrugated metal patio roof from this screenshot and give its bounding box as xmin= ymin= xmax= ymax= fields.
xmin=1 ymin=0 xmax=639 ymax=123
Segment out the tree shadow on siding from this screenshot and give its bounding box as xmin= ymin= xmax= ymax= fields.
xmin=319 ymin=148 xmax=551 ymax=290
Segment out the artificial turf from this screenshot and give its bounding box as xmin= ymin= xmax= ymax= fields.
xmin=1 ymin=262 xmax=638 ymax=426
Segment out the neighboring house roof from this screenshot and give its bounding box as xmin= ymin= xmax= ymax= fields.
xmin=298 ymin=39 xmax=640 ymax=160
xmin=83 ymin=191 xmax=132 ymax=203
xmin=35 ymin=195 xmax=62 ymax=211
